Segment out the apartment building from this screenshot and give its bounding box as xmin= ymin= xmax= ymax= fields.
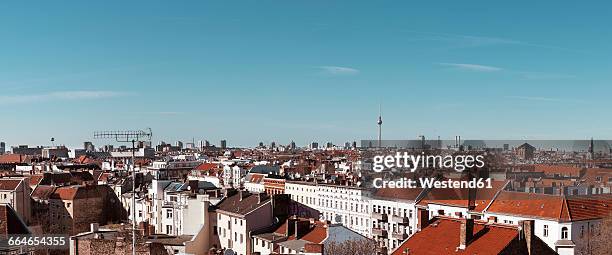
xmin=252 ymin=217 xmax=370 ymax=255
xmin=0 ymin=177 xmax=32 ymax=224
xmin=215 ymin=191 xmax=274 ymax=255
xmin=368 ymin=188 xmax=426 ymax=252
xmin=483 ymin=191 xmax=612 ymax=255
xmin=285 ymin=181 xmax=372 ymax=237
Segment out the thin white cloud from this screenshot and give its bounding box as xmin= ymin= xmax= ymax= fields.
xmin=405 ymin=30 xmax=584 ymax=53
xmin=519 ymin=72 xmax=577 ymax=80
xmin=318 ymin=66 xmax=360 ymax=75
xmin=0 ymin=90 xmax=126 ymax=104
xmin=439 ymin=63 xmax=503 ymax=72
xmin=506 ymin=96 xmax=585 ymax=103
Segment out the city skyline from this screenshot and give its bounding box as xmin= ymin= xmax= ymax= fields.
xmin=2 ymin=1 xmax=612 ymax=146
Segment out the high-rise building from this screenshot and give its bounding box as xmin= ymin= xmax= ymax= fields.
xmin=220 ymin=140 xmax=227 ymax=149
xmin=289 ymin=141 xmax=296 ymax=150
xmin=270 ymin=141 xmax=276 ymax=149
xmin=0 ymin=142 xmax=5 ymax=155
xmin=310 ymin=142 xmax=318 ymax=149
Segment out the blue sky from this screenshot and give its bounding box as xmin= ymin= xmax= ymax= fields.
xmin=1 ymin=1 xmax=611 ymax=148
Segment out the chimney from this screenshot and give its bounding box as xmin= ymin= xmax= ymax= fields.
xmin=239 ymin=190 xmax=249 ymax=201
xmin=188 ymin=180 xmax=198 ymax=194
xmin=286 ymin=218 xmax=298 ymax=237
xmin=257 ymin=192 xmax=268 ymax=204
xmin=139 ymin=221 xmax=150 ymax=237
xmin=148 ymin=225 xmax=156 ymax=236
xmin=417 ymin=208 xmax=430 ymax=230
xmin=224 ymin=188 xmax=237 ymax=198
xmin=520 ymin=220 xmax=535 ymax=255
xmin=295 ymin=219 xmax=311 ymax=239
xmin=459 ymin=218 xmax=474 ymax=250
xmin=90 ymin=223 xmax=99 ymax=233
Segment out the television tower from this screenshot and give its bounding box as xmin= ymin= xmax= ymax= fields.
xmin=377 ymin=104 xmax=382 ymax=147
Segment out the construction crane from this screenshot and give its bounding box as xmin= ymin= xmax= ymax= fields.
xmin=93 ymin=128 xmax=152 ymax=255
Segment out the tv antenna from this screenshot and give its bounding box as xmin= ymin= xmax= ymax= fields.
xmin=93 ymin=128 xmax=152 ymax=255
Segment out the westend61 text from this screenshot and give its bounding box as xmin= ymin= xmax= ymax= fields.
xmin=373 ymin=177 xmax=493 ymax=189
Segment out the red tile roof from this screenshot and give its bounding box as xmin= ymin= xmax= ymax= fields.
xmin=31 ymin=185 xmax=57 ymax=200
xmin=533 ymin=164 xmax=583 ymax=177
xmin=418 ymin=180 xmax=507 ymax=212
xmin=0 ymin=154 xmax=25 ymax=164
xmin=566 ymin=194 xmax=612 ymax=221
xmin=373 ymin=187 xmax=424 ymax=201
xmin=194 ymin=163 xmax=220 ymax=171
xmin=304 ymin=243 xmax=323 ymax=253
xmin=50 ymin=185 xmax=109 ymax=200
xmin=0 ymin=179 xmax=21 ymax=190
xmin=270 ymin=218 xmax=328 ymax=243
xmin=248 ymin=173 xmax=265 ymax=183
xmin=29 ymin=174 xmax=43 ymax=187
xmin=486 ymin=191 xmax=570 ymax=221
xmin=300 ymin=221 xmax=327 ymax=243
xmin=392 ymin=217 xmax=518 ymax=255
xmin=216 ymin=192 xmax=270 ymax=216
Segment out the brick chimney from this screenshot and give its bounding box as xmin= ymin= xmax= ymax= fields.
xmin=139 ymin=221 xmax=150 ymax=237
xmin=519 ymin=220 xmax=535 ymax=255
xmin=459 ymin=218 xmax=474 ymax=250
xmin=295 ymin=219 xmax=311 ymax=239
xmin=417 ymin=208 xmax=430 ymax=230
xmin=286 ymin=217 xmax=298 ymax=237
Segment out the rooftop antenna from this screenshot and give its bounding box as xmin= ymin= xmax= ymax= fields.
xmin=377 ymin=104 xmax=383 ymax=148
xmin=50 ymin=137 xmax=55 ymax=147
xmin=93 ymin=129 xmax=152 ymax=255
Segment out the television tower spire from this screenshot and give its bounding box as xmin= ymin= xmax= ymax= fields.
xmin=377 ymin=104 xmax=382 ymax=147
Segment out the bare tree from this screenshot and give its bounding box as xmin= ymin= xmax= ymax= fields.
xmin=325 ymin=239 xmax=377 ymax=255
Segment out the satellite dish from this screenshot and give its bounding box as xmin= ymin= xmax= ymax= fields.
xmin=334 ymin=214 xmax=343 ymax=224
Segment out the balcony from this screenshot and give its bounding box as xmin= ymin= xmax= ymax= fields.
xmin=391 ymin=232 xmax=408 ymax=240
xmin=372 ymin=228 xmax=388 ymax=238
xmin=392 ymin=215 xmax=409 ymax=225
xmin=371 ymin=212 xmax=388 ymax=222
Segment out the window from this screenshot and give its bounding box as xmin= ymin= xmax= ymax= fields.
xmin=166 ymin=225 xmax=173 ymax=234
xmin=166 ymin=210 xmax=173 ymax=218
xmin=543 ymin=225 xmax=548 ymax=237
xmin=580 ymin=226 xmax=584 ymax=238
xmin=561 ymin=227 xmax=568 ymax=239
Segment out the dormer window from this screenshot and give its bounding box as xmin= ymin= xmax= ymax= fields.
xmin=561 ymin=227 xmax=568 ymax=239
